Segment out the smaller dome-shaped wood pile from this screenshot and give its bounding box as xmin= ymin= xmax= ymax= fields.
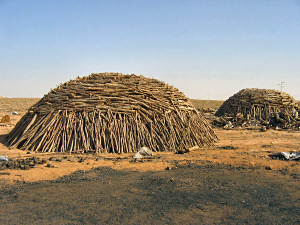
xmin=215 ymin=88 xmax=299 ymax=123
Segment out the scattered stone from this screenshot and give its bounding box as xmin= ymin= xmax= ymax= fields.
xmin=10 ymin=111 xmax=19 ymax=115
xmin=78 ymin=158 xmax=85 ymax=163
xmin=269 ymin=152 xmax=300 ymax=161
xmin=0 ymin=115 xmax=10 ymax=123
xmin=133 ymin=147 xmax=154 ymax=160
xmin=32 ymin=157 xmax=38 ymax=163
xmin=0 ymin=172 xmax=10 ymax=175
xmin=217 ymin=146 xmax=237 ymax=150
xmin=175 ymin=146 xmax=194 ymax=154
xmin=187 ymin=146 xmax=199 ymax=152
xmin=46 ymin=163 xmax=54 ymax=168
xmin=196 ymin=204 xmax=204 ymax=210
xmin=260 ymin=126 xmax=267 ymax=132
xmin=0 ymin=157 xmax=49 ymax=170
xmin=24 ymin=165 xmax=30 ymax=170
xmin=224 ymin=121 xmax=234 ymax=129
xmin=265 ymin=166 xmax=272 ymax=170
xmin=175 ymin=150 xmax=185 ymax=154
xmin=261 ymin=145 xmax=272 ymax=148
xmin=184 ymin=148 xmax=190 ymax=153
xmin=0 ymin=156 xmax=8 ymax=161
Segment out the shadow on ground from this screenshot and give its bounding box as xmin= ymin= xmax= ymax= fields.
xmin=0 ymin=163 xmax=299 ymax=224
xmin=0 ymin=134 xmax=8 ymax=148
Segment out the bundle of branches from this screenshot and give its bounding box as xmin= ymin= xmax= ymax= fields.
xmin=215 ymin=88 xmax=300 ymax=129
xmin=6 ymin=73 xmax=217 ymax=153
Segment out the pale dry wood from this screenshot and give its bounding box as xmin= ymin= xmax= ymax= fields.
xmin=7 ymin=73 xmax=217 ymax=153
xmin=215 ymin=88 xmax=300 ymax=128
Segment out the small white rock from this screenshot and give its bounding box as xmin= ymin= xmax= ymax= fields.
xmin=133 ymin=147 xmax=153 ymax=159
xmin=0 ymin=156 xmax=8 ymax=161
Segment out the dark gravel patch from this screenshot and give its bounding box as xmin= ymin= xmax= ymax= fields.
xmin=0 ymin=157 xmax=47 ymax=170
xmin=0 ymin=163 xmax=299 ymax=224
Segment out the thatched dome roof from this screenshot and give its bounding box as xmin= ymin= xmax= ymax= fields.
xmin=215 ymin=88 xmax=299 ymax=121
xmin=7 ymin=73 xmax=217 ymax=153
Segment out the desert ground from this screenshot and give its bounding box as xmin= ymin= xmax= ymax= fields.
xmin=0 ymin=98 xmax=299 ymax=224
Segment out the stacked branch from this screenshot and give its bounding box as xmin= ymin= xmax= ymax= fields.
xmin=215 ymin=88 xmax=300 ymax=129
xmin=7 ymin=73 xmax=217 ymax=153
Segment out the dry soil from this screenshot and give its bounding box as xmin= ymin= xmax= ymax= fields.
xmin=0 ymin=98 xmax=299 ymax=224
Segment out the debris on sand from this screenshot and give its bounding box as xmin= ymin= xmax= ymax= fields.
xmin=265 ymin=166 xmax=272 ymax=170
xmin=7 ymin=73 xmax=217 ymax=153
xmin=174 ymin=145 xmax=199 ymax=154
xmin=217 ymin=146 xmax=237 ymax=150
xmin=0 ymin=157 xmax=47 ymax=170
xmin=260 ymin=126 xmax=267 ymax=132
xmin=10 ymin=111 xmax=19 ymax=115
xmin=133 ymin=146 xmax=154 ymax=160
xmin=0 ymin=156 xmax=8 ymax=161
xmin=269 ymin=152 xmax=300 ymax=161
xmin=175 ymin=150 xmax=186 ymax=154
xmin=0 ymin=115 xmax=10 ymax=123
xmin=46 ymin=163 xmax=55 ymax=168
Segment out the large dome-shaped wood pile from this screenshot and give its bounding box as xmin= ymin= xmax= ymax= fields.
xmin=215 ymin=88 xmax=299 ymax=127
xmin=7 ymin=73 xmax=217 ymax=153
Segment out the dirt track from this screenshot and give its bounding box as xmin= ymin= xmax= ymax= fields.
xmin=0 ymin=98 xmax=299 ymax=224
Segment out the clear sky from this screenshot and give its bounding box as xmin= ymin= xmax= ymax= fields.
xmin=1 ymin=0 xmax=300 ymax=100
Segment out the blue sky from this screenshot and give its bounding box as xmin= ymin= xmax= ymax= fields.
xmin=1 ymin=0 xmax=300 ymax=100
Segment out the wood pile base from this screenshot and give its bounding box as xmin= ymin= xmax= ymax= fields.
xmin=6 ymin=109 xmax=216 ymax=153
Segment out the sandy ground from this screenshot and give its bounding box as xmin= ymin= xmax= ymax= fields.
xmin=0 ymin=113 xmax=299 ymax=185
xmin=0 ymin=99 xmax=299 ymax=224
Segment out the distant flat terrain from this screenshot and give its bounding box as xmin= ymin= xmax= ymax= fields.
xmin=190 ymin=99 xmax=224 ymax=110
xmin=0 ymin=98 xmax=222 ymax=115
xmin=0 ymin=98 xmax=40 ymax=115
xmin=0 ymin=98 xmax=223 ymax=116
